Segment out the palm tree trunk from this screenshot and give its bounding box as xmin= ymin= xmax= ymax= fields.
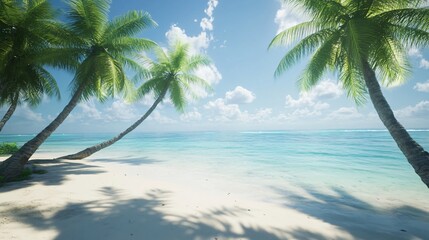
xmin=362 ymin=60 xmax=429 ymax=188
xmin=57 ymin=87 xmax=169 ymax=160
xmin=0 ymin=95 xmax=19 ymax=132
xmin=0 ymin=84 xmax=86 ymax=181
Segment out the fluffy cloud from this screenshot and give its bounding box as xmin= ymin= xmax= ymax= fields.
xmin=164 ymin=1 xmax=222 ymax=100
xmin=225 ymin=86 xmax=255 ymax=104
xmin=274 ymin=2 xmax=308 ymax=33
xmin=200 ymin=0 xmax=218 ymax=31
xmin=408 ymin=47 xmax=423 ymax=58
xmin=106 ymin=99 xmax=138 ymax=121
xmin=408 ymin=47 xmax=429 ymax=69
xmin=281 ymin=80 xmax=343 ymax=120
xmin=149 ymin=110 xmax=176 ymax=124
xmin=195 ymin=65 xmax=222 ymax=85
xmin=77 ymin=100 xmax=102 ymax=120
xmin=285 ymin=80 xmax=342 ymax=108
xmin=327 ymin=107 xmax=363 ymax=120
xmin=395 ymin=101 xmax=429 ymax=118
xmin=205 ymin=98 xmax=241 ymax=121
xmin=414 ymin=80 xmax=429 ymax=92
xmin=180 ymin=108 xmax=202 ymax=122
xmin=165 ymin=25 xmax=210 ymax=55
xmin=204 ymin=91 xmax=271 ymax=123
xmin=14 ymin=104 xmax=44 ymax=122
xmin=420 ymin=59 xmax=429 ymax=69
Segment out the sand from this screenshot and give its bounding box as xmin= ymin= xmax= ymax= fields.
xmin=1 ymin=153 xmax=428 ymax=240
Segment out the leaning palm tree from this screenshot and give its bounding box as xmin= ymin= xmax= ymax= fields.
xmin=0 ymin=0 xmax=156 ymax=180
xmin=0 ymin=74 xmax=60 ymax=132
xmin=0 ymin=0 xmax=62 ymax=132
xmin=58 ymin=42 xmax=212 ymax=160
xmin=269 ymin=0 xmax=429 ymax=187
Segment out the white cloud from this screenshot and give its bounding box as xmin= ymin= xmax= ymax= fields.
xmin=204 ymin=95 xmax=272 ymax=123
xmin=165 ymin=25 xmax=210 ymax=55
xmin=251 ymin=108 xmax=273 ymax=122
xmin=285 ymin=80 xmax=342 ymax=108
xmin=164 ymin=1 xmax=222 ymax=100
xmin=139 ymin=92 xmax=156 ymax=107
xmin=282 ymin=80 xmax=343 ymax=121
xmin=225 ymin=86 xmax=255 ymax=104
xmin=106 ymin=99 xmax=138 ymax=121
xmin=419 ymin=58 xmax=429 ymax=69
xmin=408 ymin=47 xmax=429 ymax=69
xmin=180 ymin=108 xmax=202 ymax=122
xmin=408 ymin=47 xmax=423 ymax=58
xmin=327 ymin=107 xmax=362 ymax=120
xmin=414 ymin=80 xmax=429 ymax=92
xmin=14 ymin=104 xmax=44 ymax=122
xmin=200 ymin=0 xmax=219 ymax=31
xmin=395 ymin=101 xmax=429 ymax=118
xmin=194 ymin=64 xmax=222 ymax=86
xmin=77 ymin=100 xmax=102 ymax=120
xmin=205 ymin=98 xmax=242 ymax=121
xmin=149 ymin=110 xmax=176 ymax=124
xmin=274 ymin=2 xmax=308 ymax=34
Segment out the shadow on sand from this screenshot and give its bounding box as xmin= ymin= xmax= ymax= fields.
xmin=89 ymin=156 xmax=162 ymax=166
xmin=5 ymin=188 xmax=293 ymax=240
xmin=274 ymin=186 xmax=429 ymax=240
xmin=0 ymin=159 xmax=105 ymax=192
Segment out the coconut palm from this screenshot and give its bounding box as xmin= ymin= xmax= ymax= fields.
xmin=0 ymin=0 xmax=157 ymax=180
xmin=269 ymin=0 xmax=429 ymax=187
xmin=0 ymin=0 xmax=62 ymax=132
xmin=58 ymin=42 xmax=212 ymax=160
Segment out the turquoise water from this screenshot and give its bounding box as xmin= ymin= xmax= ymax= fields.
xmin=2 ymin=130 xmax=429 ymax=202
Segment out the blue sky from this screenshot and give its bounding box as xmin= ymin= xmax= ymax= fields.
xmin=2 ymin=0 xmax=429 ymax=134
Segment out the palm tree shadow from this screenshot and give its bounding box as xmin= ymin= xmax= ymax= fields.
xmin=3 ymin=188 xmax=310 ymax=240
xmin=274 ymin=186 xmax=429 ymax=240
xmin=89 ymin=156 xmax=162 ymax=166
xmin=0 ymin=159 xmax=105 ymax=192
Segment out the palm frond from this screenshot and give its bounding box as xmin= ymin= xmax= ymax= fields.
xmin=103 ymin=10 xmax=157 ymax=41
xmin=104 ymin=37 xmax=156 ymax=55
xmin=338 ymin=52 xmax=367 ymax=105
xmin=274 ymin=28 xmax=336 ymax=77
xmin=299 ymin=31 xmax=341 ymax=90
xmin=169 ymin=80 xmax=186 ymax=112
xmin=373 ymin=7 xmax=429 ymax=31
xmin=68 ymin=0 xmax=110 ymax=41
xmin=371 ymin=36 xmax=410 ymax=87
xmin=269 ymin=21 xmax=323 ymax=47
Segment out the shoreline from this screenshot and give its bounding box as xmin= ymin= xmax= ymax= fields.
xmin=1 ymin=153 xmax=428 ymax=240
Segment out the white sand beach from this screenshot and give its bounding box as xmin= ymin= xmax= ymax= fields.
xmin=1 ymin=152 xmax=428 ymax=240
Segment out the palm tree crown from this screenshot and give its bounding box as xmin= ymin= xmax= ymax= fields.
xmin=60 ymin=0 xmax=158 ymax=102
xmin=57 ymin=41 xmax=213 ymax=160
xmin=0 ymin=0 xmax=62 ymax=131
xmin=0 ymin=0 xmax=157 ymax=180
xmin=270 ymin=0 xmax=429 ymax=188
xmin=270 ymin=0 xmax=429 ymax=104
xmin=139 ymin=42 xmax=212 ymax=112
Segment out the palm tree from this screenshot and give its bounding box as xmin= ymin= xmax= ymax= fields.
xmin=0 ymin=0 xmax=157 ymax=180
xmin=58 ymin=42 xmax=212 ymax=160
xmin=0 ymin=0 xmax=61 ymax=132
xmin=269 ymin=0 xmax=429 ymax=187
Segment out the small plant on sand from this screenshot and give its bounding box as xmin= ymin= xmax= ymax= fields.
xmin=0 ymin=142 xmax=19 ymax=155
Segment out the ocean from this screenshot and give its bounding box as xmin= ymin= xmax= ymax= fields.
xmin=2 ymin=130 xmax=429 ymax=206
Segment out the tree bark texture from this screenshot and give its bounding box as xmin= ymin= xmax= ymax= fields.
xmin=0 ymin=84 xmax=86 ymax=181
xmin=58 ymin=87 xmax=169 ymax=160
xmin=362 ymin=60 xmax=429 ymax=188
xmin=0 ymin=95 xmax=18 ymax=132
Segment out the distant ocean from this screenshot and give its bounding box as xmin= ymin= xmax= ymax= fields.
xmin=2 ymin=130 xmax=429 ymax=205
